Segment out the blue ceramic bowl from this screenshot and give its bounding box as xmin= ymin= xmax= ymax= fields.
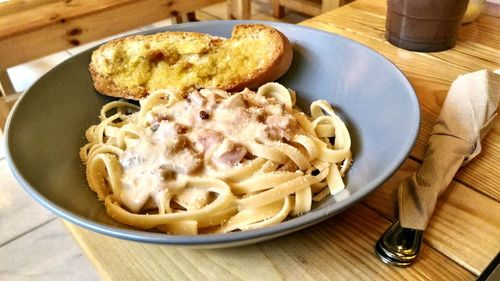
xmin=5 ymin=21 xmax=419 ymax=247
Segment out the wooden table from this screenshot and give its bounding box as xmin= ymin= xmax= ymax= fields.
xmin=62 ymin=0 xmax=500 ymax=280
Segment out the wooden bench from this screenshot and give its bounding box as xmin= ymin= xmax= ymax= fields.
xmin=0 ymin=0 xmax=226 ymax=98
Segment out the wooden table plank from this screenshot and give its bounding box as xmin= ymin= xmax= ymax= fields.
xmin=347 ymin=0 xmax=500 ymax=50
xmin=306 ymin=1 xmax=500 ymax=71
xmin=299 ymin=5 xmax=500 ymax=201
xmin=459 ymin=15 xmax=500 ymax=49
xmin=363 ymin=159 xmax=500 ymax=275
xmin=65 ymin=204 xmax=475 ymax=281
xmin=303 ymin=2 xmax=500 ymax=70
xmin=456 ymin=121 xmax=500 ymax=200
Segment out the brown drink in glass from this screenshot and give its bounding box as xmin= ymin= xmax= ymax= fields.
xmin=386 ymin=0 xmax=470 ymax=52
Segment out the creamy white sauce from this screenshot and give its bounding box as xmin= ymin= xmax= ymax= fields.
xmin=118 ymin=88 xmax=302 ymax=212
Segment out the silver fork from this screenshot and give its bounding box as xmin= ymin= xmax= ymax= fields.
xmin=375 ymin=220 xmax=424 ymax=267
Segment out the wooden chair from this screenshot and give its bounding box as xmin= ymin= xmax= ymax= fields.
xmin=228 ymin=0 xmax=252 ymax=19
xmin=272 ymin=0 xmax=350 ymax=18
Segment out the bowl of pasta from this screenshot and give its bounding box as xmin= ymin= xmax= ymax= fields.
xmin=5 ymin=21 xmax=420 ymax=247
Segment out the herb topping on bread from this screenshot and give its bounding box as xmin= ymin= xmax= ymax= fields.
xmin=89 ymin=24 xmax=293 ymax=100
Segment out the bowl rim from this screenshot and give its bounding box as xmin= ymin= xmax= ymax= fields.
xmin=4 ymin=20 xmax=420 ymax=246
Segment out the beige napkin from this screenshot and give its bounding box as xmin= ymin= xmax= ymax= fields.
xmin=398 ymin=69 xmax=500 ymax=230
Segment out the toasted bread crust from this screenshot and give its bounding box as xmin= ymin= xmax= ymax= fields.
xmin=89 ymin=24 xmax=292 ymax=100
xmin=89 ymin=65 xmax=144 ymax=100
xmin=224 ymin=24 xmax=293 ymax=92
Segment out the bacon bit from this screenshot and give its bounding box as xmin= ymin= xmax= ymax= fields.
xmin=199 ymin=111 xmax=209 ymax=120
xmin=198 ymin=130 xmax=223 ymax=150
xmin=155 ymin=114 xmax=170 ymax=122
xmin=265 ymin=115 xmax=298 ymax=141
xmin=255 ymin=113 xmax=266 ymax=123
xmin=160 ymin=167 xmax=176 ymax=180
xmin=176 ymin=124 xmax=188 ymax=135
xmin=216 ymin=145 xmax=247 ymax=167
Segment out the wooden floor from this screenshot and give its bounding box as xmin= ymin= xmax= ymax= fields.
xmin=0 ymin=2 xmax=309 ymax=280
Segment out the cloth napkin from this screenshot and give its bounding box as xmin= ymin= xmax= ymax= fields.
xmin=398 ymin=69 xmax=500 ymax=230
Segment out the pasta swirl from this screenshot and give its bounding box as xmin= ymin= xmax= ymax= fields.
xmin=81 ymin=83 xmax=352 ymax=234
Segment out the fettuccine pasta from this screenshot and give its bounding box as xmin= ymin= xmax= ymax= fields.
xmin=80 ymin=83 xmax=352 ymax=234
